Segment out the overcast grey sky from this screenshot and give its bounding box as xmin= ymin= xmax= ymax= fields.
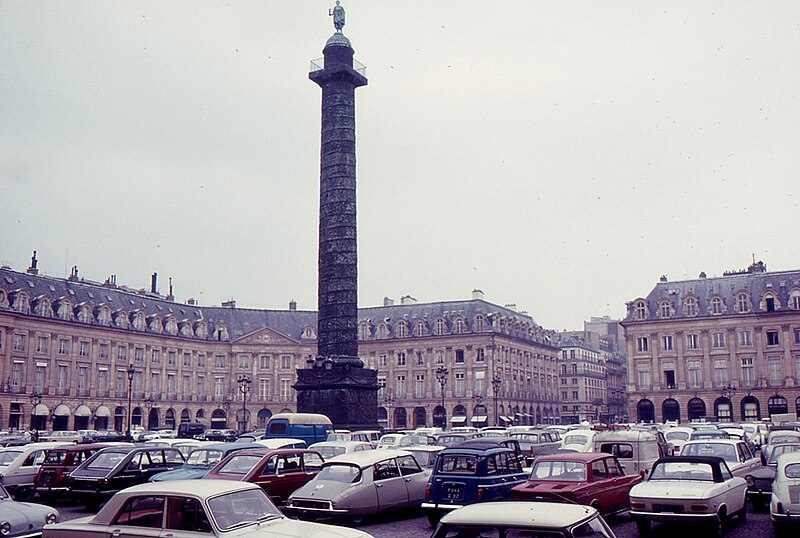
xmin=2 ymin=2 xmax=799 ymax=331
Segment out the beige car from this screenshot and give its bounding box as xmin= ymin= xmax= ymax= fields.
xmin=680 ymin=438 xmax=762 ymax=477
xmin=42 ymin=480 xmax=373 ymax=538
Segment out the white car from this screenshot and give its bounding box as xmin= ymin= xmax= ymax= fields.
xmin=770 ymin=451 xmax=800 ymax=537
xmin=664 ymin=427 xmax=694 ymax=455
xmin=680 ymin=438 xmax=761 ymax=477
xmin=560 ymin=429 xmax=596 ymax=452
xmin=308 ymin=440 xmax=374 ymax=459
xmin=42 ymin=480 xmax=373 ymax=538
xmin=629 ymin=455 xmax=747 ymax=536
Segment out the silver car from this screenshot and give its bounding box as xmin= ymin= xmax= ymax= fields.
xmin=0 ymin=481 xmax=58 ymax=538
xmin=770 ymin=451 xmax=800 ymax=537
xmin=285 ymin=449 xmax=429 ymax=524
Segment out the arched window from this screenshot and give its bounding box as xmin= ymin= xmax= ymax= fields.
xmin=396 ymin=322 xmax=408 ymax=338
xmin=12 ymin=291 xmax=30 ymax=314
xmin=741 ymin=396 xmax=760 ymax=421
xmin=97 ymin=305 xmax=112 ymax=326
xmin=659 ymin=301 xmax=672 ymax=318
xmin=132 ymin=311 xmax=146 ymax=331
xmin=165 ymin=317 xmax=178 ymax=335
xmin=662 ymin=398 xmax=680 ymax=422
xmin=434 ymin=318 xmax=446 ymax=335
xmin=790 ymin=289 xmax=800 ymax=310
xmin=714 ymin=397 xmax=733 ymax=422
xmin=684 ymin=297 xmax=699 ymax=317
xmin=474 ymin=315 xmax=485 ymax=332
xmin=359 ymin=322 xmax=370 ymax=340
xmin=114 ymin=310 xmax=130 ymax=329
xmin=414 ymin=321 xmax=426 ymax=337
xmin=635 ymin=301 xmax=647 ymax=320
xmin=34 ymin=297 xmax=52 ymax=318
xmin=687 ymin=397 xmax=706 ymax=421
xmin=735 ymin=293 xmax=750 ymax=313
xmin=768 ymin=395 xmax=789 ymax=415
xmin=376 ymin=324 xmax=388 ymax=339
xmin=637 ymin=399 xmax=655 ymax=423
xmin=195 ymin=321 xmax=208 ymax=339
xmin=762 ymin=293 xmax=780 ymax=312
xmin=455 ymin=318 xmax=465 ymax=334
xmin=710 ymin=296 xmax=724 ymax=315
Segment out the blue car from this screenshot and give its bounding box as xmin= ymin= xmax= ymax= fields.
xmin=149 ymin=442 xmax=264 ymax=482
xmin=422 ymin=444 xmax=527 ymax=526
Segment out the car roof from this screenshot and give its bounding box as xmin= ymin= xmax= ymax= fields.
xmin=325 ymin=449 xmax=411 ymax=467
xmin=268 ymin=413 xmax=332 ymax=425
xmin=534 ymin=452 xmax=611 ymax=463
xmin=310 ymin=441 xmax=371 ymax=448
xmin=438 ymin=445 xmax=516 ymax=456
xmin=777 ymin=452 xmax=800 ymax=469
xmin=440 ymin=501 xmax=598 ymax=528
xmin=683 ymin=438 xmax=741 ymax=446
xmin=595 ymin=430 xmax=658 ymax=441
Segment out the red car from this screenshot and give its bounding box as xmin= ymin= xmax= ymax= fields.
xmin=510 ymin=452 xmax=642 ymax=515
xmin=33 ymin=443 xmax=116 ymax=498
xmin=204 ymin=448 xmax=324 ymax=504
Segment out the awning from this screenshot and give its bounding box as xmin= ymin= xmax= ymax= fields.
xmin=470 ymin=416 xmax=488 ymax=423
xmin=54 ymin=404 xmax=71 ymax=416
xmin=499 ymin=416 xmax=512 ymax=423
xmin=94 ymin=406 xmax=111 ymax=417
xmin=450 ymin=416 xmax=467 ymax=424
xmin=75 ymin=405 xmax=91 ymax=417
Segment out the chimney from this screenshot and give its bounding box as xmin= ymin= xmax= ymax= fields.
xmin=383 ymin=296 xmax=394 ymax=307
xmin=187 ymin=298 xmax=196 ymax=306
xmin=222 ymin=299 xmax=236 ymax=308
xmin=166 ymin=277 xmax=174 ymax=302
xmin=400 ymin=295 xmax=417 ymax=305
xmin=699 ymin=271 xmax=707 ymax=279
xmin=289 ymin=299 xmax=297 ymax=311
xmin=68 ymin=265 xmax=79 ymax=281
xmin=659 ymin=275 xmax=668 ymax=282
xmin=505 ymin=303 xmax=517 ymax=312
xmin=472 ymin=289 xmax=484 ymax=300
xmin=151 ymin=273 xmax=158 ymax=294
xmin=27 ymin=250 xmax=38 ymax=275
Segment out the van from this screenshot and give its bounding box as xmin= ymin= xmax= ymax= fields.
xmin=263 ymin=413 xmax=332 ymax=447
xmin=594 ymin=430 xmax=667 ymax=476
xmin=177 ymin=422 xmax=206 ymax=439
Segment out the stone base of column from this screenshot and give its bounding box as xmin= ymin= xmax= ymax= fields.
xmin=295 ymin=362 xmax=379 ymax=431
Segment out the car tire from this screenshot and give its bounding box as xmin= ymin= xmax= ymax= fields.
xmin=736 ymin=505 xmax=746 ymax=523
xmin=773 ymin=522 xmax=788 ymax=538
xmin=427 ymin=512 xmax=442 ymax=527
xmin=635 ymin=519 xmax=651 ymax=535
xmin=708 ymin=513 xmax=723 ymax=538
xmin=13 ymin=486 xmax=34 ymax=502
xmin=348 ymin=514 xmax=367 ymax=526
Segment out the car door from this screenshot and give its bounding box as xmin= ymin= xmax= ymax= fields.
xmin=271 ymin=452 xmax=307 ymax=503
xmin=603 ymin=456 xmax=636 ymax=513
xmin=396 ymin=454 xmax=427 ymax=507
xmin=100 ymin=494 xmax=165 ymax=538
xmin=116 ymin=452 xmax=146 ymax=490
xmin=373 ymin=457 xmax=407 ymax=511
xmin=737 ymin=442 xmax=760 ymax=474
xmin=718 ymin=462 xmax=744 ymax=511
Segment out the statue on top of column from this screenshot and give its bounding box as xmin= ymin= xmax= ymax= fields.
xmin=330 ymin=0 xmax=345 ymax=33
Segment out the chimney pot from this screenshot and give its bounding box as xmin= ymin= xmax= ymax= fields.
xmin=289 ymin=300 xmax=297 ymax=311
xmin=383 ymin=296 xmax=394 ymax=307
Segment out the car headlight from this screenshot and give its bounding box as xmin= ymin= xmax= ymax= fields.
xmin=745 ymin=475 xmax=755 ymax=487
xmin=46 ymin=513 xmax=58 ymax=525
xmin=0 ymin=521 xmax=10 ymax=535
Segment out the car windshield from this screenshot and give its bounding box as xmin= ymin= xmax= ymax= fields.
xmin=691 ymin=432 xmax=727 ymax=440
xmin=326 ymin=433 xmax=351 ymax=442
xmin=771 ymin=435 xmax=800 ymax=444
xmin=649 ymin=461 xmax=715 ymax=481
xmin=315 ymin=446 xmax=347 ymax=459
xmin=512 ymin=434 xmax=540 ymax=442
xmin=314 ymin=463 xmax=362 ymax=483
xmin=785 ymin=463 xmax=800 ymax=479
xmin=570 ymin=514 xmax=615 ymax=538
xmin=86 ymin=450 xmax=129 ymax=470
xmin=768 ymin=445 xmax=800 ymax=465
xmin=437 ymin=455 xmax=478 ymax=475
xmin=207 ymin=488 xmax=282 ymax=531
xmin=564 ymin=434 xmax=588 ymax=446
xmin=44 ymin=450 xmax=68 ymax=464
xmin=666 ymin=431 xmax=690 ymax=442
xmin=0 ymin=450 xmax=22 ymax=466
xmin=531 ymin=460 xmax=586 ymax=481
xmin=682 ymin=442 xmax=737 ymax=462
xmin=397 ymin=435 xmax=427 ymax=447
xmin=216 ymin=455 xmax=262 ymax=475
xmin=186 ymin=449 xmax=224 ymax=466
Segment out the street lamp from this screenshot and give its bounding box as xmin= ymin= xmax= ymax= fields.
xmin=237 ymin=374 xmax=252 ymax=433
xmin=435 ymin=367 xmax=449 ymax=429
xmin=126 ymin=363 xmax=135 ymax=441
xmin=383 ymin=393 xmax=395 ymax=429
xmin=222 ymin=395 xmax=232 ymax=428
xmin=491 ymin=375 xmax=502 ymax=426
xmin=721 ymin=384 xmax=737 ymax=400
xmin=144 ymin=396 xmax=154 ymax=429
xmin=29 ymin=390 xmax=42 ymax=432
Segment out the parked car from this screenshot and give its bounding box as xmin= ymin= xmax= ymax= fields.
xmin=455 ymin=438 xmax=525 ymax=467
xmin=0 ymin=481 xmax=58 ymax=538
xmin=405 ymin=445 xmax=445 ymax=469
xmin=509 ymin=429 xmax=561 ymax=465
xmin=177 ymin=421 xmax=206 ymax=439
xmin=253 ymin=437 xmax=307 ymax=449
xmin=68 ymin=445 xmax=186 ymax=509
xmin=745 ymin=442 xmax=800 ymax=510
xmin=560 ymin=429 xmax=597 ymax=452
xmin=433 ymin=432 xmax=478 ymax=448
xmin=39 ymin=431 xmax=83 ymax=443
xmin=422 ymin=444 xmax=527 ymax=526
xmin=595 ymin=429 xmax=668 ymax=477
xmin=690 ymin=430 xmax=731 ymax=441
xmin=0 ymin=442 xmax=69 ymax=501
xmin=664 ymin=427 xmax=694 ymax=455
xmin=375 ymin=433 xmax=406 ymax=450
xmin=149 ymin=442 xmax=264 ymax=482
xmin=351 ymin=430 xmax=382 ymax=448
xmin=236 ymin=429 xmax=266 ymax=442
xmin=204 ymin=448 xmax=324 ymax=504
xmin=143 ymin=438 xmax=205 ymax=458
xmin=309 ymin=441 xmax=374 ymax=459
xmin=34 ymin=443 xmax=118 ymax=498
xmin=202 ymin=429 xmax=238 ymax=442
xmin=770 ymin=451 xmax=800 ymax=537
xmin=285 ymin=449 xmax=429 ymax=524
xmin=263 ymin=413 xmax=332 ymax=447
xmin=42 ymin=480 xmax=373 ymax=538
xmin=430 ymin=501 xmax=617 ymax=538
xmin=680 ymin=438 xmax=761 ymax=477
xmin=629 ymin=455 xmax=747 ymax=536
xmin=511 ymin=452 xmax=643 ymax=515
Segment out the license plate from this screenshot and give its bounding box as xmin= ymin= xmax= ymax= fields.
xmin=445 ymin=485 xmax=462 ymax=500
xmin=653 ymin=504 xmax=683 ymax=513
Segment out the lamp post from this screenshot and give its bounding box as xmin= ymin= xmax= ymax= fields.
xmin=435 ymin=366 xmax=449 ymax=429
xmin=126 ymin=363 xmax=135 ymax=441
xmin=144 ymin=396 xmax=154 ymax=429
xmin=29 ymin=390 xmax=42 ymax=432
xmin=222 ymin=396 xmax=232 ymax=429
xmin=491 ymin=375 xmax=502 ymax=426
xmin=237 ymin=374 xmax=252 ymax=433
xmin=721 ymin=384 xmax=736 ymax=422
xmin=383 ymin=393 xmax=395 ymax=430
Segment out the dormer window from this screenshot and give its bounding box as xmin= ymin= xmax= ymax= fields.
xmin=710 ymin=296 xmax=724 ymax=315
xmin=57 ymin=299 xmax=73 ymax=321
xmin=34 ymin=297 xmax=53 ymax=318
xmin=358 ymin=322 xmax=370 ymax=340
xmin=180 ymin=321 xmax=194 ymax=337
xmin=763 ymin=293 xmax=778 ymax=312
xmin=165 ymin=317 xmax=178 ymax=335
xmin=12 ymin=291 xmax=30 ymax=314
xmin=132 ymin=312 xmax=146 ymax=331
xmin=455 ymin=318 xmax=465 ymax=334
xmin=635 ymin=301 xmax=647 ymax=320
xmin=414 ymin=320 xmax=426 ymax=337
xmin=97 ymin=306 xmax=112 ymax=326
xmin=684 ymin=297 xmax=698 ymax=317
xmin=735 ymin=293 xmax=750 ymax=313
xmin=790 ymin=290 xmax=800 ymax=310
xmin=114 ymin=310 xmax=130 ymax=329
xmin=474 ymin=315 xmax=485 ymax=332
xmin=77 ymin=304 xmax=93 ymax=324
xmin=212 ymin=324 xmax=228 ymax=341
xmin=434 ymin=318 xmax=446 ymax=336
xmin=377 ymin=324 xmax=388 ymax=339
xmin=396 ymin=321 xmax=408 ymax=338
xmin=195 ymin=322 xmax=208 ymax=339
xmin=149 ymin=316 xmax=163 ymax=334
xmin=658 ymin=301 xmax=672 ymax=319
xmin=302 ymin=327 xmax=316 ymax=339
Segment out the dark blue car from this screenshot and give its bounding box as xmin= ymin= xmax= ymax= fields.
xmin=148 ymin=442 xmax=263 ymax=482
xmin=421 ymin=444 xmax=527 ymax=526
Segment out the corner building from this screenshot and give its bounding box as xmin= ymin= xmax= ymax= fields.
xmin=0 ymin=265 xmax=558 ymax=431
xmin=622 ymin=262 xmax=800 ymax=423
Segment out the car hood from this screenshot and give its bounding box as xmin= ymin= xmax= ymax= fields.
xmin=0 ymin=499 xmax=57 ymax=527
xmin=149 ymin=466 xmax=211 ymax=482
xmin=290 ymin=479 xmax=357 ymax=500
xmin=244 ymin=517 xmax=369 ymax=537
xmin=631 ymin=481 xmax=717 ymax=500
xmin=512 ymin=480 xmax=585 ymax=494
xmin=748 ymin=467 xmax=776 ymax=480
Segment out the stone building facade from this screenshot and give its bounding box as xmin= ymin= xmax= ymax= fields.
xmin=0 ymin=264 xmax=558 ymax=432
xmin=622 ymin=262 xmax=800 ymax=423
xmin=557 ymin=337 xmax=607 ymax=423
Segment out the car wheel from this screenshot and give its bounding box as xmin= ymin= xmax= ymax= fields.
xmin=348 ymin=514 xmax=366 ymax=526
xmin=708 ymin=512 xmax=723 ymax=538
xmin=773 ymin=522 xmax=788 ymax=538
xmin=427 ymin=512 xmax=442 ymax=527
xmin=736 ymin=505 xmax=746 ymax=523
xmin=635 ymin=519 xmax=651 ymax=535
xmin=13 ymin=486 xmax=34 ymax=502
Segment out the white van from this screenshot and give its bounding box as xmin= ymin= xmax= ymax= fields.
xmin=594 ymin=430 xmax=666 ymax=476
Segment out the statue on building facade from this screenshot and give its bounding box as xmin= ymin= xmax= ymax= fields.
xmin=330 ymin=0 xmax=345 ymax=33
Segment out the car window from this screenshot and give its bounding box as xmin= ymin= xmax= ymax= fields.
xmin=397 ymin=455 xmax=422 ymax=476
xmin=113 ymin=495 xmax=166 ymax=528
xmin=316 ymin=464 xmax=362 ymax=483
xmin=439 ymin=526 xmax=501 ymax=537
xmin=485 ymin=456 xmax=497 ymax=475
xmin=531 ymin=461 xmax=585 ymax=481
xmin=126 ymin=453 xmax=144 ymax=471
xmin=44 ymin=451 xmax=66 ymax=465
xmin=87 ymin=450 xmax=129 ymax=470
xmin=145 ymin=450 xmax=164 ymax=468
xmin=278 ymin=454 xmax=302 ymax=474
xmin=303 ymin=452 xmax=324 ymax=471
xmin=22 ymin=451 xmax=39 ymax=467
xmin=165 ymin=450 xmax=185 ymax=465
xmin=571 ymin=515 xmax=614 ymax=537
xmin=439 ymin=455 xmax=478 ymax=475
xmin=599 ymin=443 xmax=633 ymax=459
xmin=605 ymin=458 xmax=623 ymax=477
xmin=785 ymin=463 xmax=800 ymax=479
xmin=374 ymin=459 xmax=401 ymax=481
xmin=166 ymin=496 xmax=212 ymax=532
xmin=591 ymin=460 xmax=608 ymax=480
xmin=218 ymin=455 xmax=261 ymax=475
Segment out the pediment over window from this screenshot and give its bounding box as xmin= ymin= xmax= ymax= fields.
xmin=233 ymin=326 xmax=298 ymax=346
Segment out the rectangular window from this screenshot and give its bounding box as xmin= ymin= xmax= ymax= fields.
xmin=280 ymin=379 xmax=291 ymax=400
xmin=686 ymin=333 xmax=699 ymax=350
xmin=182 ymin=375 xmax=190 ymax=397
xmin=664 ymin=370 xmax=676 ymax=389
xmin=168 ymin=351 xmax=177 ymax=366
xmin=712 ymin=332 xmax=726 ymax=348
xmin=77 ymin=366 xmax=88 ymax=391
xmin=79 ymin=340 xmax=90 ymax=357
xmin=56 ymin=365 xmax=68 ymax=392
xmin=416 ymin=352 xmax=425 ymax=366
xmin=35 ymin=365 xmax=46 ymax=392
xmin=13 ymin=333 xmax=26 ymax=352
xmin=58 ymin=338 xmax=70 ymax=355
xmin=117 ymin=345 xmax=127 ymax=361
xmin=260 ymin=355 xmax=271 ymax=369
xmin=258 ymin=378 xmax=271 ymax=399
xmin=636 ymin=337 xmax=649 ymax=352
xmin=396 ymin=352 xmax=406 ymax=366
xmin=135 ymin=347 xmax=144 ymax=363
xmin=768 ymin=357 xmax=783 ymax=384
xmin=687 ymin=361 xmax=701 ymax=387
xmin=238 ymin=354 xmax=250 ymax=369
xmin=395 ymin=375 xmax=407 ymax=398
xmin=37 ymin=336 xmax=49 ymax=354
xmin=183 ymin=353 xmax=192 ymax=368
xmin=713 ymin=359 xmax=728 ymax=385
xmin=10 ymin=362 xmax=23 ymax=390
xmin=637 ymin=368 xmax=650 ymax=388
xmin=661 ymin=335 xmax=673 ymax=351
xmin=475 ymin=349 xmax=485 ymax=362
xmin=214 ymin=377 xmax=224 ymax=398
xmin=99 ymin=342 xmax=109 ymax=359
xmin=455 ymin=350 xmax=465 ymax=363
xmin=454 ymin=372 xmax=465 ymax=396
xmin=215 ymin=355 xmax=226 ymax=368
xmin=767 ymin=330 xmax=780 ymax=346
xmin=197 ymin=376 xmax=205 ymax=397
xmin=738 ymin=330 xmax=753 ymax=347
xmin=741 ymin=357 xmax=754 ymax=385
xmin=281 ymin=355 xmax=292 ymax=369
xmin=167 ymin=374 xmax=175 ymax=396
xmin=151 ymin=372 xmax=161 ymax=393
xmin=794 ymin=328 xmax=800 ymax=345
xmin=151 ymin=349 xmax=161 ymax=364
xmin=377 ymin=377 xmax=386 ymax=398
xmin=414 ymin=374 xmax=425 ymax=398
xmin=197 ymin=354 xmax=206 ymax=368
xmin=97 ymin=369 xmax=107 ymax=395
xmin=435 ymin=351 xmax=444 ymax=365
